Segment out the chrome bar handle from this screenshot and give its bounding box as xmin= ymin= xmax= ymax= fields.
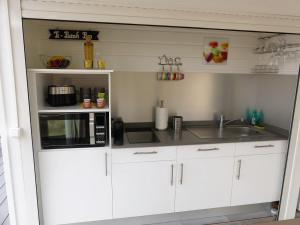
xmin=197 ymin=147 xmax=219 ymax=151
xmin=254 ymin=144 xmax=274 ymax=148
xmin=180 ymin=163 xmax=184 ymax=185
xmin=89 ymin=113 xmax=95 ymax=145
xmin=236 ymin=159 xmax=242 ymax=180
xmin=170 ymin=164 xmax=174 ymax=186
xmin=105 ymin=152 xmax=108 ymax=176
xmin=134 ymin=151 xmax=158 ymax=155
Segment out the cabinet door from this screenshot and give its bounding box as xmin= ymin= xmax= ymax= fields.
xmin=39 ymin=149 xmax=112 ymax=225
xmin=231 ymin=154 xmax=286 ymax=206
xmin=112 ymin=161 xmax=176 ymax=218
xmin=175 ymin=157 xmax=234 ymax=212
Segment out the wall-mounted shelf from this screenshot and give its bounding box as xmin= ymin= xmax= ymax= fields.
xmin=38 ymin=104 xmax=110 ymax=113
xmin=28 ymin=68 xmax=114 ymax=75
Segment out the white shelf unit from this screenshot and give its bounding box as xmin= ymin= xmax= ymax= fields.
xmin=28 ymin=68 xmax=114 ymax=75
xmin=27 ymin=68 xmax=113 ymax=149
xmin=27 ymin=69 xmax=114 ymax=225
xmin=38 ymin=104 xmax=110 ymax=113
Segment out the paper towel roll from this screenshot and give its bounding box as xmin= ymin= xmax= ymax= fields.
xmin=155 ymin=107 xmax=168 ymax=130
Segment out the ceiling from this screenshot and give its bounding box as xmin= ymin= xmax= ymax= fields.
xmin=75 ymin=0 xmax=300 ymax=16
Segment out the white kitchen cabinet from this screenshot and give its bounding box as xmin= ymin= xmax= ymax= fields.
xmin=175 ymin=157 xmax=234 ymax=212
xmin=37 ymin=140 xmax=287 ymax=223
xmin=231 ymin=153 xmax=286 ymax=206
xmin=38 ymin=148 xmax=112 ymax=225
xmin=175 ymin=143 xmax=235 ymax=212
xmin=112 ymin=160 xmax=176 ymax=218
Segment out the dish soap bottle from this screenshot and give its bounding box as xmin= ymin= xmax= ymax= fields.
xmin=257 ymin=110 xmax=264 ymax=125
xmin=245 ymin=108 xmax=251 ymax=124
xmin=84 ymin=35 xmax=94 ymax=69
xmin=251 ymin=109 xmax=257 ymax=126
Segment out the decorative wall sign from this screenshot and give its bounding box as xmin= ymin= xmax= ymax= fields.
xmin=203 ymin=37 xmax=229 ymax=64
xmin=49 ymin=29 xmax=99 ymax=40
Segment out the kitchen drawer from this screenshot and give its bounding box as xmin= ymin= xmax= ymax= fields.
xmin=177 ymin=143 xmax=235 ymax=160
xmin=112 ymin=147 xmax=176 ymax=163
xmin=235 ymin=140 xmax=288 ymax=156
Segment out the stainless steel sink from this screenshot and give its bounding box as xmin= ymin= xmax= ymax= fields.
xmin=187 ymin=126 xmax=264 ymax=139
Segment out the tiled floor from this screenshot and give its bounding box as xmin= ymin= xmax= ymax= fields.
xmin=147 ymin=216 xmax=274 ymax=225
xmin=77 ymin=206 xmax=275 ymax=225
xmin=76 ymin=217 xmax=275 ymax=225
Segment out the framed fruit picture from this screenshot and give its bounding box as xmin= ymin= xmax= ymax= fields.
xmin=203 ymin=38 xmax=229 ymax=64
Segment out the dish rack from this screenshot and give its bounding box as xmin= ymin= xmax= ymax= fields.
xmin=157 ymin=54 xmax=184 ymax=81
xmin=252 ymin=34 xmax=300 ymax=74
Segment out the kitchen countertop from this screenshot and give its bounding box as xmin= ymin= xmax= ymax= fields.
xmin=112 ymin=122 xmax=289 ymax=149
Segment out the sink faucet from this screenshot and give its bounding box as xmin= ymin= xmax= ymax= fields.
xmin=219 ymin=114 xmax=244 ymax=128
xmin=219 ymin=114 xmax=225 ymax=128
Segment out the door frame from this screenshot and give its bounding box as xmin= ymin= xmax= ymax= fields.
xmin=1 ymin=0 xmax=300 ymax=224
xmin=0 ymin=0 xmax=39 ymax=225
xmin=279 ymin=68 xmax=300 ymax=220
xmin=0 ymin=47 xmax=17 ymax=225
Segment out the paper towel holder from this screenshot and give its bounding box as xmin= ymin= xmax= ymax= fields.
xmin=155 ymin=100 xmax=168 ymax=130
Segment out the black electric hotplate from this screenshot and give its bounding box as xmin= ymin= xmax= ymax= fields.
xmin=126 ymin=127 xmax=160 ymax=144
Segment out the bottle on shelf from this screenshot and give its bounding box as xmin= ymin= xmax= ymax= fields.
xmin=84 ymin=35 xmax=94 ymax=69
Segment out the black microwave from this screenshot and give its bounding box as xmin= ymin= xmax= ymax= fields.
xmin=39 ymin=112 xmax=108 ymax=149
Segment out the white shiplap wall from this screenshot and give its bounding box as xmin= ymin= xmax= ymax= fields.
xmin=23 ymin=20 xmax=300 ymax=74
xmin=23 ymin=19 xmax=260 ymax=74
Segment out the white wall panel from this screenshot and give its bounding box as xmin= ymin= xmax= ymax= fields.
xmin=256 ymin=75 xmax=298 ymax=130
xmin=111 ymin=72 xmax=233 ymax=123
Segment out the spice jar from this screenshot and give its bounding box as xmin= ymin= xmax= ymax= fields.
xmin=83 ymin=99 xmax=92 ymax=108
xmin=81 ymin=88 xmax=92 ymax=108
xmin=96 ymin=88 xmax=106 ymax=108
xmin=96 ymin=98 xmax=105 ymax=108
